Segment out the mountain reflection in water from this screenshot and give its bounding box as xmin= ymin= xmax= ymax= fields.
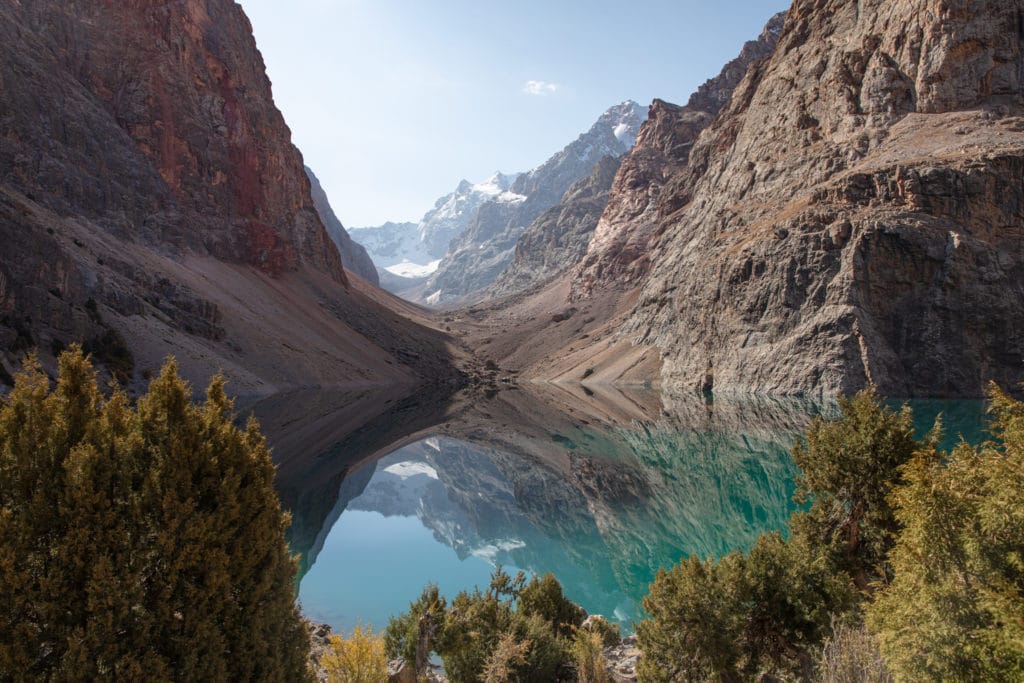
xmin=245 ymin=384 xmax=985 ymax=634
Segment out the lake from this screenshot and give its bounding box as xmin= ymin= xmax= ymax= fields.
xmin=247 ymin=384 xmax=987 ymax=636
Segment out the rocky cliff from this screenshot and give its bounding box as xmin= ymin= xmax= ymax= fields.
xmin=624 ymin=0 xmax=1024 ymax=396
xmin=449 ymin=13 xmax=787 ymax=386
xmin=349 ymin=173 xmax=522 ymax=292
xmin=419 ymin=173 xmax=524 ymax=258
xmin=423 ymin=101 xmax=647 ymax=305
xmin=0 ymin=0 xmax=455 ymax=393
xmin=489 ymin=154 xmax=623 ymax=298
xmin=305 ymin=167 xmax=379 ymax=285
xmin=574 ymin=13 xmax=786 ymax=296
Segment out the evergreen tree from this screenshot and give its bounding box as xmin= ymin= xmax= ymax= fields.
xmin=386 ymin=568 xmax=575 ymax=683
xmin=0 ymin=348 xmax=310 ymax=680
xmin=789 ymin=388 xmax=922 ymax=589
xmin=636 ymin=389 xmax=915 ymax=682
xmin=868 ymin=386 xmax=1024 ymax=681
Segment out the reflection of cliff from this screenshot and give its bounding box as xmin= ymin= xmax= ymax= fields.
xmin=240 ymin=386 xmax=455 ymax=577
xmin=325 ymin=386 xmax=825 ymax=625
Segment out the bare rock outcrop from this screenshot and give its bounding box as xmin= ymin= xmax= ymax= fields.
xmin=305 ymin=166 xmax=380 ymax=285
xmin=574 ymin=13 xmax=786 ymax=297
xmin=624 ymin=0 xmax=1024 ymax=397
xmin=489 ymin=154 xmax=623 ymax=298
xmin=0 ymin=0 xmax=456 ymax=392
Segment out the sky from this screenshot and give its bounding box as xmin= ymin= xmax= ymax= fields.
xmin=238 ymin=0 xmax=790 ymax=227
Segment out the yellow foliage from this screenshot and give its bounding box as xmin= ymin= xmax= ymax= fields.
xmin=480 ymin=631 xmax=531 ymax=682
xmin=571 ymin=628 xmax=611 ymax=683
xmin=322 ymin=623 xmax=388 ymax=683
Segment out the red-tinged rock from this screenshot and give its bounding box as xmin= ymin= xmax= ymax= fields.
xmin=0 ymin=0 xmax=458 ymax=393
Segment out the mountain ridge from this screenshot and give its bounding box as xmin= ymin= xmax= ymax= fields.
xmin=423 ymin=100 xmax=648 ymax=305
xmin=0 ymin=0 xmax=459 ymax=395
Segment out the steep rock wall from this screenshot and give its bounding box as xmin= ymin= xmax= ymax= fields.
xmin=625 ymin=0 xmax=1024 ymax=396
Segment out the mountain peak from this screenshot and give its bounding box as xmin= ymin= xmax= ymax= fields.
xmin=593 ymin=100 xmax=649 ymax=150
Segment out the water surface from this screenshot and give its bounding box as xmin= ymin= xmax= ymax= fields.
xmin=250 ymin=385 xmax=985 ymax=634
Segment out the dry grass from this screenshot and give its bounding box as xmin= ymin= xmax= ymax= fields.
xmin=816 ymin=620 xmax=893 ymax=683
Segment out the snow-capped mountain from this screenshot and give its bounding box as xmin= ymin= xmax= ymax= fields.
xmin=419 ymin=172 xmax=523 ymax=257
xmin=350 ymin=172 xmax=524 ymax=291
xmin=352 ymin=101 xmax=647 ymax=302
xmin=347 ymin=221 xmax=432 ymax=276
xmin=422 ymin=100 xmax=648 ymax=305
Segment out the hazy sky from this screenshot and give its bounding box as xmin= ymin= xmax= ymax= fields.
xmin=238 ymin=0 xmax=789 ymax=227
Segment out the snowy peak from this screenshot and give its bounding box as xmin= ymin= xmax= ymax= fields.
xmin=417 ymin=171 xmax=524 ymax=257
xmin=472 ymin=172 xmax=519 ymax=195
xmin=514 ymin=100 xmax=648 ymax=197
xmin=422 ymin=100 xmax=650 ymax=305
xmin=351 ymin=170 xmax=526 ymax=294
xmin=347 ymin=221 xmax=427 ymax=271
xmin=604 ymin=100 xmax=648 ymax=148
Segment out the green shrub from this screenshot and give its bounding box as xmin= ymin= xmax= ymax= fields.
xmin=789 ymin=389 xmax=922 ymax=589
xmin=0 ymin=348 xmax=310 ymax=680
xmin=867 ymin=386 xmax=1024 ymax=681
xmin=637 ymin=388 xmax=908 ymax=682
xmin=388 ymin=568 xmax=577 ymax=683
xmin=581 ymin=615 xmax=621 ymax=647
xmin=518 ymin=572 xmax=586 ymax=637
xmin=383 ymin=584 xmax=446 ymax=669
xmin=637 ymin=553 xmax=746 ymax=682
xmin=506 ymin=611 xmax=570 ymax=682
xmin=480 ymin=631 xmax=532 ymax=683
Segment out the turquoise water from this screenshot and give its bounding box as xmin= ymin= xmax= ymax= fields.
xmin=298 ymin=509 xmax=521 ymax=631
xmin=268 ymin=390 xmax=985 ymax=636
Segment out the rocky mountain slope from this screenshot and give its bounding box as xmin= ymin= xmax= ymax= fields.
xmin=419 ymin=172 xmax=524 ymax=258
xmin=466 ymin=2 xmax=1023 ymax=399
xmin=304 ymin=167 xmax=378 ymax=285
xmin=488 ymin=154 xmax=623 ymax=297
xmin=574 ymin=13 xmax=786 ymax=296
xmin=349 ymin=172 xmax=522 ymax=292
xmin=448 ymin=13 xmax=787 ymax=386
xmin=423 ymin=101 xmax=648 ymax=305
xmin=0 ymin=0 xmax=456 ymax=394
xmin=622 ymin=0 xmax=1024 ymax=397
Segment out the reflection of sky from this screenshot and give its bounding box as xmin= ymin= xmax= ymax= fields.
xmin=298 ymin=508 xmax=521 ymax=634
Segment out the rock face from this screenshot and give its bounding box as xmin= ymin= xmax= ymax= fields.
xmin=349 ymin=173 xmax=521 ymax=292
xmin=423 ymin=101 xmax=648 ymax=305
xmin=574 ymin=13 xmax=786 ymax=297
xmin=623 ymin=0 xmax=1024 ymax=397
xmin=418 ymin=173 xmax=524 ymax=258
xmin=305 ymin=167 xmax=379 ymax=285
xmin=0 ymin=0 xmax=455 ymax=392
xmin=489 ymin=154 xmax=623 ymax=297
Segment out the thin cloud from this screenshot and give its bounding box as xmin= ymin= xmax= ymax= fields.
xmin=523 ymin=80 xmax=559 ymax=96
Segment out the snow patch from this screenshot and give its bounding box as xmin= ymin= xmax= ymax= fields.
xmin=383 ymin=461 xmax=439 ymax=479
xmin=471 ymin=539 xmax=527 ymax=563
xmin=613 ymin=122 xmax=632 ymax=145
xmin=425 ymin=290 xmax=443 ymax=305
xmin=496 ymin=191 xmax=527 ymax=204
xmin=384 ymin=259 xmax=441 ymax=278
